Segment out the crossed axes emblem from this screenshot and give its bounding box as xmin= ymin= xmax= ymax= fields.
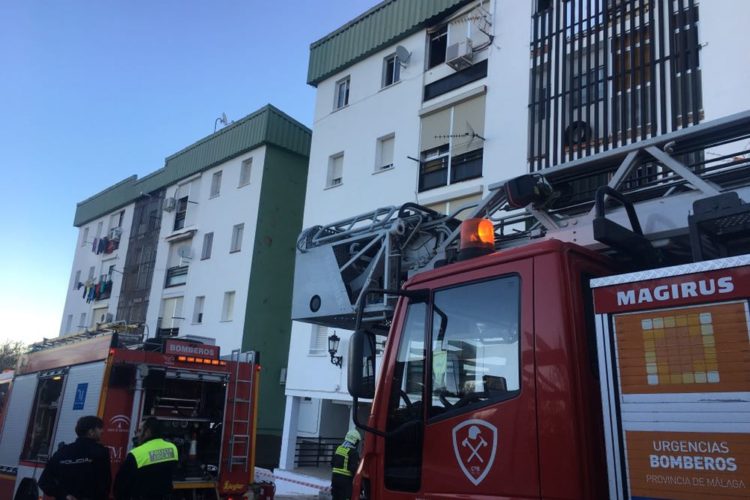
xmin=461 ymin=425 xmax=488 ymax=463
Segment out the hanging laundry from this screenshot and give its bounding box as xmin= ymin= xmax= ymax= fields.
xmin=92 ymin=237 xmax=99 ymax=253
xmin=105 ymin=238 xmax=115 ymax=254
xmin=102 ymin=280 xmax=113 ymax=298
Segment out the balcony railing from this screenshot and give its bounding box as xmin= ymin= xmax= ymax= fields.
xmin=294 ymin=436 xmax=340 ymax=467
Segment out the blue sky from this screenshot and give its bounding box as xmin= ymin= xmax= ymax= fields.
xmin=0 ymin=1 xmax=379 ymax=344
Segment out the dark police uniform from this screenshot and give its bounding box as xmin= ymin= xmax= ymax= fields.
xmin=38 ymin=436 xmax=112 ymax=500
xmin=114 ymin=437 xmax=178 ymax=500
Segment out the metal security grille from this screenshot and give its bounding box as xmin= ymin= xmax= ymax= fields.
xmin=117 ymin=190 xmax=164 ymax=329
xmin=528 ymin=0 xmax=702 ymax=171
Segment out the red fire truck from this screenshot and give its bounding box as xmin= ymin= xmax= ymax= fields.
xmin=292 ymin=111 xmax=750 ymax=499
xmin=0 ymin=329 xmax=259 ymax=500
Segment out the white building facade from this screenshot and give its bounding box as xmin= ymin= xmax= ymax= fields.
xmin=144 ymin=145 xmax=269 ymax=351
xmin=60 ymin=191 xmax=135 ymax=337
xmin=280 ymin=0 xmax=750 ymax=475
xmin=61 ymin=105 xmax=311 ymax=468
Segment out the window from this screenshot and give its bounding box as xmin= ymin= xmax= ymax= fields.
xmin=79 ymin=313 xmax=86 ymax=329
xmin=419 ymin=94 xmax=486 ymax=191
xmin=166 ymin=242 xmax=190 ymax=287
xmin=309 ymin=325 xmax=329 ymax=355
xmin=81 ymin=227 xmax=89 ymax=247
xmin=96 ymin=221 xmax=103 ymax=238
xmin=22 ymin=374 xmax=65 ymax=461
xmin=384 ymin=301 xmax=426 ymax=491
xmin=210 ymin=171 xmax=222 ymax=198
xmin=383 ymin=54 xmax=401 ymax=87
xmin=572 ymin=66 xmax=605 ymax=108
xmin=73 ymin=270 xmax=81 ymax=290
xmin=428 ymin=26 xmax=448 ymax=68
xmin=230 ymin=224 xmax=244 ymax=253
xmin=165 ymin=265 xmax=188 ymax=287
xmin=159 ymin=296 xmax=184 ymax=336
xmin=174 ymin=196 xmax=188 ymax=230
xmin=109 ymin=211 xmax=123 ymax=231
xmin=239 ymin=158 xmax=253 ymax=187
xmin=88 ymin=266 xmax=95 ymax=281
xmin=424 ymin=59 xmax=488 ymax=101
xmin=428 ymin=276 xmax=521 ymax=418
xmin=375 ymin=135 xmax=395 ymax=171
xmin=201 ymin=232 xmax=213 ymax=260
xmin=193 ymin=296 xmax=205 ymax=324
xmin=612 ymin=25 xmax=654 ymax=133
xmin=535 ymin=0 xmax=552 ymax=13
xmin=327 ymin=153 xmax=344 ymax=188
xmin=65 ymin=314 xmax=73 ymax=334
xmin=334 ymin=76 xmax=350 ymax=110
xmin=221 ymin=291 xmax=235 ymax=322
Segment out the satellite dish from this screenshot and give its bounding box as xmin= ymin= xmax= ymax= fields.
xmin=395 ymin=45 xmax=411 ymax=66
xmin=221 ymin=112 xmax=228 ymax=125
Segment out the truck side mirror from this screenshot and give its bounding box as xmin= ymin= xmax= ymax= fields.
xmin=348 ymin=329 xmax=376 ymax=399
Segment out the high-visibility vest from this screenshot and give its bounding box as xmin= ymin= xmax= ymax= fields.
xmin=332 ymin=444 xmax=353 ymax=477
xmin=130 ymin=438 xmax=179 ymax=469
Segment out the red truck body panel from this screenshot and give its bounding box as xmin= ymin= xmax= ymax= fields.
xmin=357 ymin=240 xmax=613 ymax=499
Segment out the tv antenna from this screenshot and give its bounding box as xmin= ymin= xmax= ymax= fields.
xmin=214 ymin=112 xmax=229 ymax=132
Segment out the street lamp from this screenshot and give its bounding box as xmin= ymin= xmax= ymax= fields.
xmin=328 ymin=332 xmax=343 ymax=368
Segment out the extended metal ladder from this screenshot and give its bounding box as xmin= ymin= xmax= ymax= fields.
xmin=227 ymin=349 xmax=257 ymax=473
xmin=292 ymin=110 xmax=750 ymax=330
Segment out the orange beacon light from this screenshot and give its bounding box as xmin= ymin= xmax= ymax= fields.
xmin=459 ymin=218 xmax=495 ymax=260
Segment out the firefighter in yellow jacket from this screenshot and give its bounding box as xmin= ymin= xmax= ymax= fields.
xmin=331 ymin=430 xmax=361 ymax=500
xmin=114 ymin=417 xmax=178 ymax=500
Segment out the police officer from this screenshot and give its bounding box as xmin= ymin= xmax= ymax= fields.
xmin=331 ymin=430 xmax=361 ymax=500
xmin=38 ymin=415 xmax=111 ymax=500
xmin=114 ymin=417 xmax=178 ymax=500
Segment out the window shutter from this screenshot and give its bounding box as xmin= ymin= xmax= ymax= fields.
xmin=420 ymin=108 xmax=451 ymax=152
xmin=451 ymin=95 xmax=486 ymax=157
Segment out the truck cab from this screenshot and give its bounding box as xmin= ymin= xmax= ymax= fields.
xmin=350 ymin=240 xmax=612 ymax=499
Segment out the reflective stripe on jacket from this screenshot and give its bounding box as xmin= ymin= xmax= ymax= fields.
xmin=130 ymin=438 xmax=178 ymax=469
xmin=332 ymin=444 xmax=354 ymax=477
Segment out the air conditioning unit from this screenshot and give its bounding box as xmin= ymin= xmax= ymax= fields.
xmin=163 ymin=197 xmax=177 ymax=212
xmin=446 ymin=38 xmax=474 ymax=71
xmin=109 ymin=227 xmax=122 ymax=240
xmin=330 ymin=177 xmax=342 ymax=186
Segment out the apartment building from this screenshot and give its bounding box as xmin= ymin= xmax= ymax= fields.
xmin=60 ymin=105 xmax=311 ymax=467
xmin=279 ymin=0 xmax=750 ymax=482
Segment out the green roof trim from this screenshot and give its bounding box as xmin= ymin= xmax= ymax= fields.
xmin=73 ymin=105 xmax=311 ymax=227
xmin=307 ymin=0 xmax=471 ymax=86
